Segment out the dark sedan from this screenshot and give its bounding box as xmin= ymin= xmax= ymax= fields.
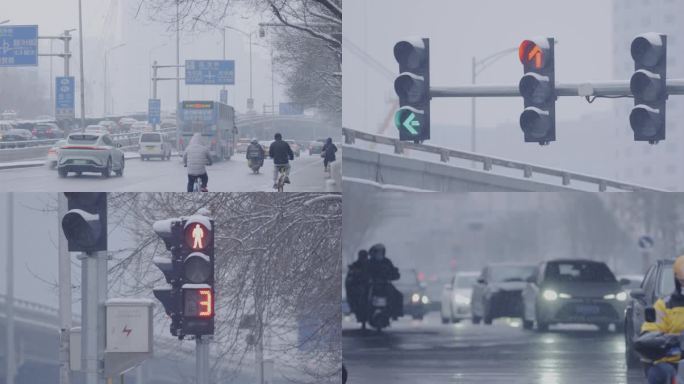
xmin=624 ymin=259 xmax=674 ymax=368
xmin=0 ymin=128 xmax=34 ymax=148
xmin=32 ymin=123 xmax=64 ymax=139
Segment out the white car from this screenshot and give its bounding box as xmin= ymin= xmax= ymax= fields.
xmin=131 ymin=121 xmax=151 ymax=132
xmin=45 ymin=139 xmax=67 ymax=169
xmin=441 ymin=271 xmax=479 ymax=324
xmin=58 ymin=132 xmax=125 ymax=178
xmin=85 ymin=124 xmax=107 ymax=134
xmin=139 ymin=132 xmax=172 ymax=160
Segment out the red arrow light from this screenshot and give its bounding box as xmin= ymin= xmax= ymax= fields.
xmin=519 ymin=40 xmax=544 ymax=69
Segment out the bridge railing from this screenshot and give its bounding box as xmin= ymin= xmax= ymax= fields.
xmin=342 ymin=127 xmax=667 ymax=192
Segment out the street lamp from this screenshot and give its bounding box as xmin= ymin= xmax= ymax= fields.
xmin=470 ymin=47 xmax=518 ymax=154
xmin=104 ymin=43 xmax=126 ymax=116
xmin=149 ymin=43 xmax=168 ymax=98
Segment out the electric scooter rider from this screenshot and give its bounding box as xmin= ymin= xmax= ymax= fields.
xmin=246 ymin=138 xmax=265 ymax=172
xmin=638 ymin=255 xmax=684 ymax=383
xmin=367 ymin=243 xmax=403 ymax=320
xmin=346 ymin=250 xmax=370 ymax=327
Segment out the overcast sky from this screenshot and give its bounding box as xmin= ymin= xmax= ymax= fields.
xmin=343 ymin=0 xmax=616 ymax=130
xmin=2 ymin=0 xmax=282 ymax=116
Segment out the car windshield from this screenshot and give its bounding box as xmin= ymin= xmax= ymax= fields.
xmin=545 ymin=261 xmax=616 ymax=283
xmin=68 ymin=134 xmax=99 ymax=145
xmin=141 ymin=133 xmax=161 ymax=142
xmin=489 ymin=266 xmax=535 ymax=282
xmin=455 ymin=274 xmax=478 ymax=288
xmin=659 ymin=264 xmax=675 ymax=296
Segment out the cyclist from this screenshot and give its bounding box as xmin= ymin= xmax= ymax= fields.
xmin=268 ymin=132 xmax=294 ymax=189
xmin=183 ymin=133 xmax=212 ymax=192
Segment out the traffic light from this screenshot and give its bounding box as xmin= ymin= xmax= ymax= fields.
xmin=394 ymin=38 xmax=430 ymax=142
xmin=61 ymin=192 xmax=107 ymax=253
xmin=180 ymin=216 xmax=215 ymax=336
xmin=152 ymin=215 xmax=215 ymax=339
xmin=518 ymin=37 xmax=556 ymax=145
xmin=630 ymin=33 xmax=667 ymax=143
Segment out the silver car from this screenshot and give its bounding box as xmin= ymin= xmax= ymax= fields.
xmin=58 ymin=132 xmax=125 ymax=178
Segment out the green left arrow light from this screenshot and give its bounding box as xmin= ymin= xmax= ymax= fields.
xmin=394 ymin=108 xmax=422 ymax=136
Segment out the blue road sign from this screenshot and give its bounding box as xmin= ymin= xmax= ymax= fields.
xmin=279 ymin=102 xmax=304 ymax=116
xmin=148 ymin=99 xmax=161 ymax=125
xmin=0 ymin=25 xmax=38 ymax=67
xmin=185 ymin=60 xmax=235 ymax=85
xmin=55 ymin=76 xmax=75 ymax=119
xmin=220 ymin=89 xmax=228 ymax=104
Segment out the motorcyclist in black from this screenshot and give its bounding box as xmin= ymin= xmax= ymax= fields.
xmin=346 ymin=250 xmax=370 ymax=326
xmin=367 ymin=243 xmax=403 ymax=320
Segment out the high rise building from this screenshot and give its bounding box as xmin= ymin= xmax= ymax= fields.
xmin=613 ymin=0 xmax=684 ymax=191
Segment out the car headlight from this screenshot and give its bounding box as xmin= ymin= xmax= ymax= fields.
xmin=558 ymin=293 xmax=572 ymax=299
xmin=411 ymin=293 xmax=421 ymax=303
xmin=421 ymin=295 xmax=429 ymax=305
xmin=543 ymin=290 xmax=558 ymax=301
xmin=604 ymin=292 xmax=628 ymax=301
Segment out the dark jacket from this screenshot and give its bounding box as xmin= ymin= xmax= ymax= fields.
xmin=269 ymin=139 xmax=294 ymax=165
xmin=323 ymin=140 xmax=338 ymax=162
xmin=368 ymin=258 xmax=400 ymax=282
xmin=246 ymin=143 xmax=265 ymax=160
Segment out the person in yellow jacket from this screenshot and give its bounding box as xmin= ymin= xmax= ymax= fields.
xmin=640 ymin=255 xmax=684 ymax=383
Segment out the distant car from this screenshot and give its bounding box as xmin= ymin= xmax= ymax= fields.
xmin=471 ymin=263 xmax=536 ymax=325
xmin=624 ymin=260 xmax=674 ymax=368
xmin=521 ymin=259 xmax=629 ymax=332
xmin=285 ymin=140 xmax=301 ymax=157
xmin=98 ymin=120 xmax=119 ymax=134
xmin=45 ymin=139 xmax=67 ymax=168
xmin=0 ymin=128 xmax=34 ymax=148
xmin=139 ymin=132 xmax=172 ymax=160
xmin=32 ymin=123 xmax=64 ymax=139
xmin=309 ymin=140 xmax=325 ymax=155
xmin=441 ymin=271 xmax=479 ymax=324
xmin=85 ymin=125 xmax=107 ymax=134
xmin=236 ymin=138 xmax=252 ymax=153
xmin=58 ymin=132 xmax=125 ymax=178
xmin=118 ymin=118 xmax=137 ymax=133
xmin=130 ymin=121 xmax=151 ymax=132
xmin=160 ymin=119 xmax=176 ymax=129
xmin=0 ymin=120 xmax=16 ymax=132
xmin=396 ymin=268 xmax=429 ymax=320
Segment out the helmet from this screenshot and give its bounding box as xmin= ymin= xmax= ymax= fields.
xmin=369 ymin=243 xmax=386 ymax=260
xmin=357 ymin=249 xmax=368 ymax=261
xmin=274 ymin=133 xmax=282 ymax=140
xmin=251 ymin=138 xmax=258 ymax=144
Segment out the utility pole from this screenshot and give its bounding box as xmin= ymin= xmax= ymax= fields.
xmin=196 ymin=337 xmax=210 ymax=384
xmin=58 ymin=194 xmax=72 ymax=384
xmin=78 ymin=0 xmax=86 ymax=129
xmin=5 ymin=193 xmax=15 ymax=384
xmin=176 ymin=0 xmax=181 ymax=148
xmin=79 ymin=250 xmax=108 ymax=384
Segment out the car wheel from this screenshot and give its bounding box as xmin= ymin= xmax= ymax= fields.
xmin=115 ymin=157 xmax=124 ymax=176
xmin=472 ymin=315 xmax=481 ymax=325
xmin=483 ymin=304 xmax=493 ymax=325
xmin=523 ymin=319 xmax=534 ymax=330
xmin=102 ymin=158 xmax=111 ymax=178
xmin=58 ymin=169 xmax=68 ymax=178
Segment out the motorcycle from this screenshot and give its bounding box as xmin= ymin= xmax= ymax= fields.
xmin=248 ymin=157 xmax=264 ymax=174
xmin=367 ymin=280 xmax=393 ymax=332
xmin=633 ymin=307 xmax=684 ymax=383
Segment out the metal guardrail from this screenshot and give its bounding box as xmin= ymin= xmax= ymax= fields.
xmin=0 ymin=128 xmax=177 ymax=151
xmin=342 ymin=127 xmax=667 ymax=192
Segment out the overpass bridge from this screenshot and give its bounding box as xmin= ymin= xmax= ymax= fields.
xmin=342 ymin=128 xmax=666 ymax=193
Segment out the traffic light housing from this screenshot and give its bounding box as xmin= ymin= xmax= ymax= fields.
xmin=152 ymin=215 xmax=215 ymax=339
xmin=518 ymin=37 xmax=556 ymax=145
xmin=61 ymin=193 xmax=107 ymax=253
xmin=394 ymin=38 xmax=430 ymax=142
xmin=630 ymin=33 xmax=667 ymax=144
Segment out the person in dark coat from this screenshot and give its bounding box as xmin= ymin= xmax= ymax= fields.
xmin=368 ymin=243 xmax=403 ymax=319
xmin=346 ymin=250 xmax=370 ymax=325
xmin=268 ymin=132 xmax=294 ymax=188
xmin=322 ymin=137 xmax=338 ymax=172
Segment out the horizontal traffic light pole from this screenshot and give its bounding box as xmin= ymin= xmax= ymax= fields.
xmin=430 ymin=79 xmax=684 ymax=98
